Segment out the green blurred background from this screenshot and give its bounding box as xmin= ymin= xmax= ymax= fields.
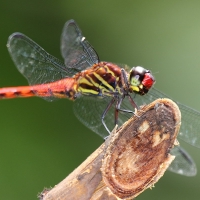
xmin=0 ymin=0 xmax=200 ymax=199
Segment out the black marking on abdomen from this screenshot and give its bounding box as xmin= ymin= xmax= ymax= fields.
xmin=0 ymin=93 xmax=6 ymax=98
xmin=14 ymin=91 xmax=23 ymax=96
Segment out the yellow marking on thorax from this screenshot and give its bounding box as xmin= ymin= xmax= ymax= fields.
xmin=75 ymin=64 xmax=122 ymax=96
xmin=104 ymin=65 xmax=121 ymax=82
xmin=78 ymin=87 xmax=99 ymax=95
xmin=104 ymin=65 xmax=120 ymax=90
xmin=87 ymin=74 xmax=115 ymax=94
xmin=93 ymin=72 xmax=114 ymax=91
xmin=85 ymin=74 xmax=99 ymax=88
xmin=78 ymin=77 xmax=93 ymax=86
xmin=104 ymin=65 xmax=116 ymax=76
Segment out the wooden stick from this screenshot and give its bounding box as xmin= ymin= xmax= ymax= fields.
xmin=39 ymin=98 xmax=181 ymax=200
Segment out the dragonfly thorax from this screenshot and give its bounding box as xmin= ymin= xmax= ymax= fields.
xmin=75 ymin=62 xmax=123 ymax=97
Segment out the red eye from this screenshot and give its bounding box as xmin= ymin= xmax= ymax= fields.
xmin=142 ymin=73 xmax=155 ymax=89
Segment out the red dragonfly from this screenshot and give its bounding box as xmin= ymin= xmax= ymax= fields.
xmin=2 ymin=19 xmax=199 ymax=176
xmin=4 ymin=20 xmax=155 ymax=134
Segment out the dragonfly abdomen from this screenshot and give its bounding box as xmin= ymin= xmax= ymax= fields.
xmin=0 ymin=86 xmax=35 ymax=99
xmin=32 ymin=78 xmax=77 ymax=99
xmin=0 ymin=78 xmax=77 ymax=100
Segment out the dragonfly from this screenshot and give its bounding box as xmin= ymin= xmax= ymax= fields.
xmin=1 ymin=19 xmax=198 ymax=176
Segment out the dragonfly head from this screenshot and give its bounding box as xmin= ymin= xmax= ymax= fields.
xmin=128 ymin=66 xmax=155 ymax=95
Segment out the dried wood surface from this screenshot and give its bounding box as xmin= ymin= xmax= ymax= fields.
xmin=40 ymin=98 xmax=181 ymax=200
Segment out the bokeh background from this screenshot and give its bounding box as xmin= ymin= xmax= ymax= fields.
xmin=0 ymin=0 xmax=200 ymax=199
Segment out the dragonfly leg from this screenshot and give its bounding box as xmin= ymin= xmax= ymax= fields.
xmin=102 ymin=93 xmax=139 ymax=139
xmin=115 ymin=95 xmax=136 ymax=117
xmin=114 ymin=98 xmax=120 ymax=126
xmin=115 ymin=96 xmax=125 ymax=125
xmin=128 ymin=94 xmax=139 ymax=110
xmin=101 ymin=97 xmax=116 ymax=135
xmin=126 ymin=94 xmax=140 ymax=117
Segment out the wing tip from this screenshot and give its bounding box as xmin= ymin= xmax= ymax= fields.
xmin=7 ymin=32 xmax=24 ymax=48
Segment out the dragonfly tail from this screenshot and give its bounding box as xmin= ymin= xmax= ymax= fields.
xmin=0 ymin=78 xmax=77 ymax=100
xmin=0 ymin=86 xmax=36 ymax=99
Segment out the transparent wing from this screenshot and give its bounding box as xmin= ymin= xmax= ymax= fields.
xmin=133 ymin=87 xmax=200 ymax=148
xmin=61 ymin=19 xmax=99 ymax=73
xmin=73 ymin=95 xmax=132 ymax=138
xmin=168 ymin=146 xmax=197 ymax=176
xmin=7 ymin=32 xmax=75 ymax=86
xmin=7 ymin=20 xmax=100 ymax=85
